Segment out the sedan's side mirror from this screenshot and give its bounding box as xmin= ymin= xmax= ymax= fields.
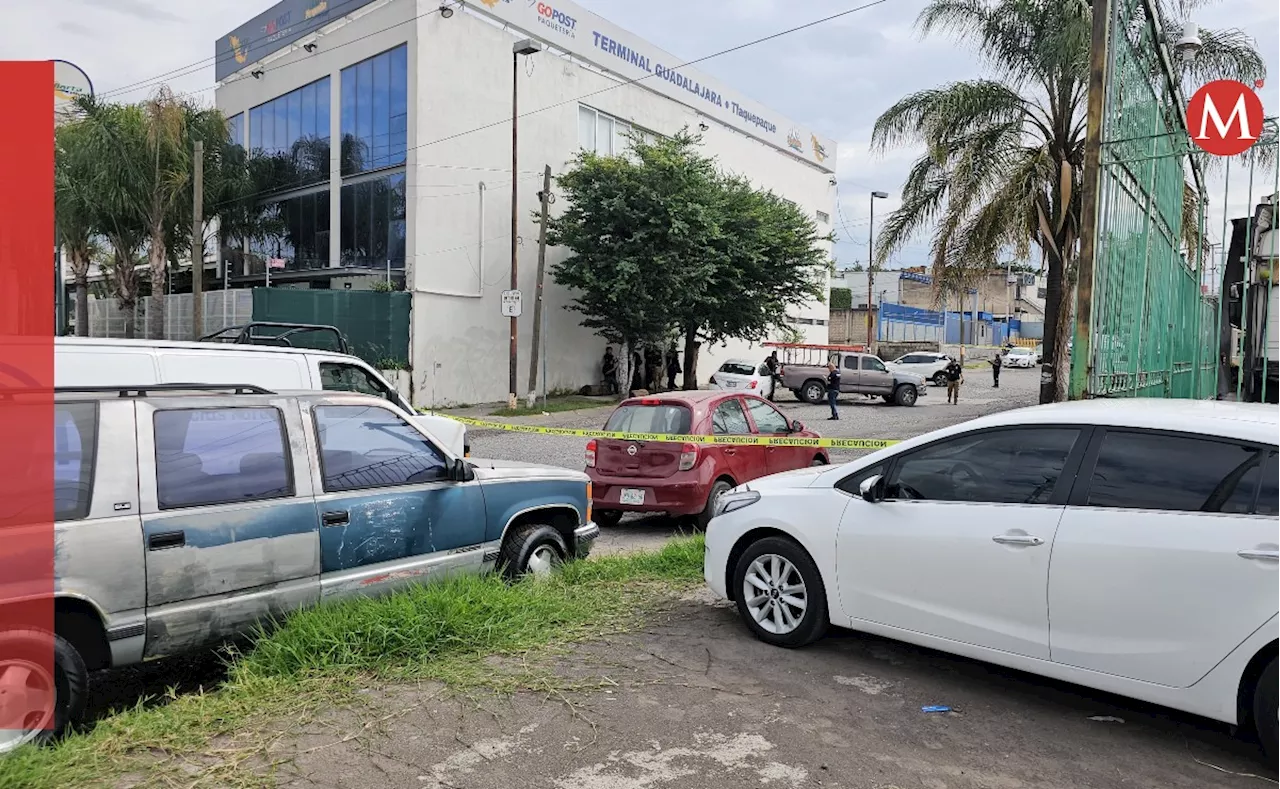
xmin=449 ymin=458 xmax=475 ymax=482
xmin=790 ymin=419 xmax=804 ymax=432
xmin=859 ymin=474 xmax=885 ymax=503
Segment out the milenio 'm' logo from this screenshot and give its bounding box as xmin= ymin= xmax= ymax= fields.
xmin=1187 ymin=80 xmax=1264 ymax=157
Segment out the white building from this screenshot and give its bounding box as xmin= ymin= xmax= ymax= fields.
xmin=214 ymin=0 xmax=837 ymax=403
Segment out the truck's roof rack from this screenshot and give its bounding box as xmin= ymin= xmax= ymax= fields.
xmin=200 ymin=322 xmax=350 ymax=354
xmin=51 ymin=384 xmax=275 ymax=397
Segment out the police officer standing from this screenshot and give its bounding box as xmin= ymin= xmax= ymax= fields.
xmin=825 ymin=362 xmax=841 ymax=420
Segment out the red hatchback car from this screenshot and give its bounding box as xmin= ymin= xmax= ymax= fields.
xmin=586 ymin=391 xmax=828 ymax=528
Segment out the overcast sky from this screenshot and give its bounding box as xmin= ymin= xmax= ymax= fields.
xmin=12 ymin=0 xmax=1279 ymax=269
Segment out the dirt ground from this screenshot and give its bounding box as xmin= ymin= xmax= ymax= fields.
xmin=265 ymin=592 xmax=1275 ymax=789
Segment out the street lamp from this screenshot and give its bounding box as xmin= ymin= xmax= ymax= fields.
xmin=508 ymin=38 xmax=542 ymax=409
xmin=867 ymin=190 xmax=889 ymax=348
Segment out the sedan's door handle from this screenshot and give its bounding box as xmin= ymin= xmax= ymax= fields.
xmin=321 ymin=510 xmax=350 ymax=527
xmin=992 ymin=534 xmax=1044 ymax=546
xmin=148 ymin=530 xmax=185 ymax=551
xmin=1237 ymin=549 xmax=1279 ymax=562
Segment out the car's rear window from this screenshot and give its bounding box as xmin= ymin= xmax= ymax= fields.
xmin=718 ymin=362 xmax=757 ymax=376
xmin=605 ymin=404 xmax=693 ymax=435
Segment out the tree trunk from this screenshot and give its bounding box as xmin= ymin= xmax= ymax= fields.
xmin=122 ymin=301 xmax=137 ymax=339
xmin=148 ymin=240 xmax=167 ymax=340
xmin=1039 ymin=253 xmax=1065 ymax=404
xmin=74 ymin=281 xmax=88 ymax=337
xmin=682 ymin=327 xmax=700 ymax=390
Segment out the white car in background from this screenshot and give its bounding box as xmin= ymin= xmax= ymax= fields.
xmin=704 ymin=400 xmax=1278 ymax=760
xmin=1003 ymin=346 xmax=1037 ymax=368
xmin=886 ymin=351 xmax=952 ymax=387
xmin=709 ymin=359 xmax=776 ymax=399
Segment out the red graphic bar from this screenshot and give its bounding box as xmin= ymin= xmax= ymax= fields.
xmin=0 ymin=61 xmax=56 ymax=743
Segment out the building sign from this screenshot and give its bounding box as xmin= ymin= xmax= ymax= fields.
xmin=476 ymin=0 xmax=836 ymax=171
xmin=215 ymin=0 xmax=375 ymax=81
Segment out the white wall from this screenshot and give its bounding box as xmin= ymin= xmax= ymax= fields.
xmin=409 ymin=3 xmax=834 ymax=404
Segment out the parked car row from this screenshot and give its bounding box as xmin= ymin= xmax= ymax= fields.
xmin=704 ymin=399 xmax=1279 ymax=760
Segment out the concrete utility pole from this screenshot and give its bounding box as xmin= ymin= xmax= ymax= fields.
xmin=191 ymin=139 xmax=204 ymax=341
xmin=508 ymin=39 xmax=542 ymax=410
xmin=527 ymin=165 xmax=552 ymax=398
xmin=867 ymin=191 xmax=888 ymax=348
xmin=1068 ymin=0 xmax=1112 ymax=400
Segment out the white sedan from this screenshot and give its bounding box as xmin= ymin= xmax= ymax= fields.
xmin=704 ymin=400 xmax=1278 ymax=759
xmin=1003 ymin=346 xmax=1037 ymax=368
xmin=709 ymin=359 xmax=776 ymax=399
xmin=887 ymin=351 xmax=952 ymax=386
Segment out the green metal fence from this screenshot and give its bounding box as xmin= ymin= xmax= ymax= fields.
xmin=251 ymin=288 xmax=411 ymax=367
xmin=1073 ymin=0 xmax=1217 ymax=399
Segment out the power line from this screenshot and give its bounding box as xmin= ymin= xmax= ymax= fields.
xmin=100 ymin=0 xmax=449 ymax=99
xmin=209 ymin=0 xmax=894 ymax=211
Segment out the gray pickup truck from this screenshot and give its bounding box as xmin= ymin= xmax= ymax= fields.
xmin=1 ymin=385 xmax=598 ymax=752
xmin=781 ymin=351 xmax=927 ymax=406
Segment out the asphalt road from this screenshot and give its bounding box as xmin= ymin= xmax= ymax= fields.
xmin=276 ymin=592 xmax=1275 ymax=789
xmin=462 ymin=365 xmax=1040 ymax=555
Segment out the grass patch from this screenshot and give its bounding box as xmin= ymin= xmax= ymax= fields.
xmin=1 ymin=537 xmax=705 ymax=789
xmin=489 ymin=395 xmax=614 ymax=418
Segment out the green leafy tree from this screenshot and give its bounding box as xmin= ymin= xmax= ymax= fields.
xmin=870 ymin=0 xmax=1266 ymax=403
xmin=548 ymin=132 xmax=829 ymax=389
xmin=672 ymin=173 xmax=828 ymax=386
xmin=54 ymin=120 xmax=103 ymax=336
xmin=547 ymin=133 xmax=720 ymax=390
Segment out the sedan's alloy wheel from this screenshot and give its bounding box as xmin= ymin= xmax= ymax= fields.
xmin=742 ymin=554 xmax=808 ymax=635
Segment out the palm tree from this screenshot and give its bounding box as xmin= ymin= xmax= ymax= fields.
xmin=139 ymin=87 xmax=192 ymax=339
xmin=870 ymin=0 xmax=1266 ymax=403
xmin=55 ymin=120 xmax=102 ymax=336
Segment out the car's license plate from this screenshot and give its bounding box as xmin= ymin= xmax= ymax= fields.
xmin=620 ymin=488 xmax=646 ymax=505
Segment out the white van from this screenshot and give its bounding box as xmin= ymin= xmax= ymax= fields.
xmin=54 ymin=337 xmax=467 ymax=457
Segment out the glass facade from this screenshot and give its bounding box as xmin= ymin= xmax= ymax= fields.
xmin=340 ymin=174 xmax=405 ymax=269
xmin=340 ymin=45 xmax=407 ymax=175
xmin=249 ymin=76 xmax=331 ymax=186
xmin=240 ymin=43 xmax=408 ymax=278
xmin=250 ymin=189 xmax=332 ymax=273
xmin=227 ymin=113 xmax=244 ymax=149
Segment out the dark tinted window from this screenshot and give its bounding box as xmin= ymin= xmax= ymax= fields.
xmin=248 ymin=75 xmax=331 ymax=183
xmin=745 ymin=399 xmax=789 ymax=434
xmin=315 ymin=405 xmax=446 ymax=492
xmin=55 ymin=403 xmax=97 ymax=521
xmin=1086 ymin=431 xmax=1267 ymax=513
xmin=843 ymin=355 xmax=859 ymax=371
xmin=718 ymin=362 xmax=756 ymax=376
xmin=605 ymin=404 xmax=692 ymax=435
xmin=320 ymin=362 xmax=391 ymax=399
xmin=888 ymin=428 xmax=1081 ymax=504
xmin=154 ymin=408 xmax=293 ymax=510
xmin=339 ymin=173 xmax=406 ymax=271
xmin=711 ymin=399 xmax=751 ymax=435
xmin=1256 ymin=452 xmax=1278 ymax=516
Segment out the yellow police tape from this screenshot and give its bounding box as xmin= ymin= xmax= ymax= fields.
xmin=439 ymin=414 xmax=901 ymax=451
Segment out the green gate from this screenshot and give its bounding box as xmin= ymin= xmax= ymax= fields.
xmin=251 ymin=288 xmax=411 ymax=368
xmin=1072 ymin=0 xmax=1216 ymax=399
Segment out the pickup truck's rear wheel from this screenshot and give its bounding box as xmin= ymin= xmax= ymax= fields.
xmin=800 ymin=380 xmax=826 ymax=405
xmin=0 ymin=629 xmax=86 ymax=754
xmin=894 ymin=384 xmax=918 ymax=407
xmin=499 ymin=524 xmax=567 ymax=580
